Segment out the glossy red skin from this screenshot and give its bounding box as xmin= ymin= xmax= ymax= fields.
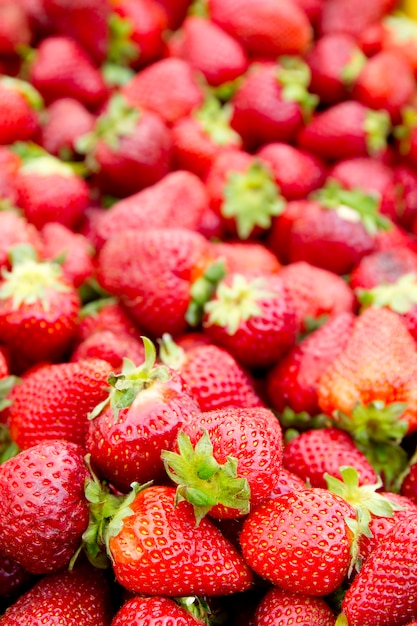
xmin=0 ymin=211 xmax=43 ymax=272
xmin=266 ymin=467 xmax=306 ymax=498
xmin=108 ymin=485 xmax=254 ymax=596
xmin=70 ymin=330 xmax=146 ymax=372
xmin=110 ymin=595 xmax=203 ymax=626
xmin=341 ymin=514 xmax=417 ymax=625
xmin=8 ymin=358 xmax=112 ymax=449
xmin=76 ymin=299 xmax=142 ymax=343
xmin=254 ymin=587 xmax=336 ymax=626
xmin=210 ymin=241 xmax=281 ymax=275
xmin=350 ymin=247 xmax=417 ymax=291
xmin=282 ymin=427 xmax=377 ymax=489
xmin=41 ymin=222 xmax=95 ymax=288
xmin=172 ymin=407 xmax=283 ymax=516
xmin=0 ymin=83 xmax=40 ymax=144
xmin=318 ymin=0 xmax=396 ymax=38
xmin=240 ymin=488 xmax=355 ymax=596
xmin=0 ymin=441 xmax=89 ymax=574
xmin=0 ymin=554 xmax=32 ymax=600
xmin=0 ymin=562 xmax=114 ymax=625
xmin=87 ymin=369 xmax=200 ymax=492
xmin=40 ymin=97 xmax=96 ymax=158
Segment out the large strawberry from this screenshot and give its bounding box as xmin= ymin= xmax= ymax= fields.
xmin=0 ymin=76 xmax=43 ymax=145
xmin=0 ymin=440 xmax=89 ymax=574
xmin=110 ymin=595 xmax=205 ymax=626
xmin=86 ymin=337 xmax=200 ymax=492
xmin=253 ymin=587 xmax=336 ymax=626
xmin=7 ymin=358 xmax=112 ymax=450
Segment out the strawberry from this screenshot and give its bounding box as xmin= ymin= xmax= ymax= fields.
xmin=229 ymin=58 xmax=318 ymax=152
xmin=0 ymin=211 xmax=43 ymax=272
xmin=121 ymin=57 xmax=205 ymax=125
xmin=318 ymin=0 xmax=397 ymax=39
xmin=76 ymin=93 xmax=173 ymax=198
xmin=159 ymin=334 xmax=264 ymax=412
xmin=162 ymin=406 xmax=283 ymax=521
xmin=256 ymin=142 xmax=327 ymax=201
xmin=267 ymin=312 xmax=355 ymax=416
xmin=76 ymin=297 xmax=143 ymax=343
xmin=282 ymin=427 xmax=378 ymax=489
xmin=297 ymin=100 xmax=391 ymax=161
xmin=0 ymin=561 xmax=113 ymax=625
xmin=339 ymin=514 xmax=417 ymax=625
xmin=389 ymin=164 xmax=417 ymax=231
xmin=27 ymin=35 xmax=109 ymax=109
xmin=152 ymin=0 xmax=190 ymax=30
xmin=0 ymin=0 xmax=32 ymax=57
xmin=349 ymin=247 xmax=417 ymax=292
xmin=267 ymin=466 xmax=306 ymax=498
xmin=0 ymin=554 xmax=32 ymax=602
xmin=239 ymin=487 xmax=356 ymax=596
xmin=377 ymin=13 xmax=417 ymax=78
xmin=208 ymin=0 xmax=313 ymax=59
xmin=0 ymin=246 xmax=81 ymax=372
xmin=0 ymin=440 xmax=89 ymax=574
xmin=0 ymin=76 xmax=43 ymax=145
xmin=86 ymin=338 xmax=200 ymax=492
xmin=106 ymin=484 xmax=254 ymax=596
xmin=71 ymin=330 xmax=146 ymax=372
xmin=110 ymin=595 xmax=205 ymax=626
xmin=40 ymin=97 xmax=96 ymax=160
xmin=202 ymin=271 xmax=298 ymax=369
xmin=253 ymin=587 xmax=336 ymax=626
xmin=7 ymin=358 xmax=112 ymax=449
xmin=306 ymin=33 xmax=367 ymax=105
xmin=210 ymin=240 xmax=281 ymax=275
xmin=168 ymin=15 xmax=249 ymax=87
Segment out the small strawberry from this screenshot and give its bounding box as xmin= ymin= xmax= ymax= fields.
xmin=110 ymin=595 xmax=205 ymax=626
xmin=208 ymin=0 xmax=313 ymax=59
xmin=253 ymin=587 xmax=336 ymax=626
xmin=0 ymin=440 xmax=89 ymax=574
xmin=267 ymin=466 xmax=306 ymax=498
xmin=0 ymin=0 xmax=32 ymax=57
xmin=86 ymin=337 xmax=200 ymax=492
xmin=210 ymin=240 xmax=281 ymax=275
xmin=0 ymin=211 xmax=43 ymax=272
xmin=0 ymin=76 xmax=43 ymax=145
xmin=0 ymin=561 xmax=113 ymax=625
xmin=70 ymin=330 xmax=146 ymax=372
xmin=76 ymin=297 xmax=143 ymax=343
xmin=202 ymin=271 xmax=298 ymax=369
xmin=7 ymin=358 xmax=112 ymax=449
xmin=40 ymin=97 xmax=96 ymax=160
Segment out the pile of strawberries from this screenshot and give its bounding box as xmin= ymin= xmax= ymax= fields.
xmin=4 ymin=0 xmax=417 ymax=623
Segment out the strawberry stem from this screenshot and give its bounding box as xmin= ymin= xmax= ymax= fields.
xmin=356 ymin=273 xmax=417 ymax=314
xmin=185 ymin=258 xmax=226 ymax=327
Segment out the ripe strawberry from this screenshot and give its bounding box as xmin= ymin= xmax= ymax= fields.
xmin=27 ymin=35 xmax=109 ymax=109
xmin=240 ymin=487 xmax=356 ymax=596
xmin=121 ymin=57 xmax=205 ymax=125
xmin=267 ymin=312 xmax=355 ymax=416
xmin=306 ymin=33 xmax=367 ymax=105
xmin=0 ymin=246 xmax=81 ymax=372
xmin=297 ymin=100 xmax=391 ymax=161
xmin=389 ymin=164 xmax=417 ymax=231
xmin=0 ymin=76 xmax=43 ymax=145
xmin=87 ymin=338 xmax=200 ymax=492
xmin=267 ymin=466 xmax=306 ymax=498
xmin=76 ymin=297 xmax=143 ymax=343
xmin=159 ymin=334 xmax=264 ymax=412
xmin=162 ymin=406 xmax=283 ymax=521
xmin=253 ymin=587 xmax=336 ymax=626
xmin=71 ymin=330 xmax=146 ymax=372
xmin=0 ymin=0 xmax=32 ymax=57
xmin=202 ymin=271 xmax=298 ymax=369
xmin=106 ymin=484 xmax=253 ymax=596
xmin=339 ymin=514 xmax=417 ymax=625
xmin=349 ymin=247 xmax=417 ymax=292
xmin=7 ymin=358 xmax=112 ymax=449
xmin=76 ymin=93 xmax=173 ymax=198
xmin=152 ymin=0 xmax=190 ymax=30
xmin=210 ymin=240 xmax=281 ymax=275
xmin=256 ymin=142 xmax=326 ymax=201
xmin=0 ymin=211 xmax=43 ymax=272
xmin=229 ymin=58 xmax=318 ymax=152
xmin=40 ymin=97 xmax=96 ymax=160
xmin=318 ymin=0 xmax=397 ymax=39
xmin=0 ymin=553 xmax=32 ymax=602
xmin=169 ymin=15 xmax=249 ymax=87
xmin=110 ymin=595 xmax=205 ymax=626
xmin=0 ymin=561 xmax=113 ymax=625
xmin=208 ymin=0 xmax=313 ymax=59
xmin=0 ymin=440 xmax=89 ymax=574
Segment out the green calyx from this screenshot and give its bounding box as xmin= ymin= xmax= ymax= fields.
xmin=0 ymin=75 xmax=44 ymax=110
xmin=107 ymin=12 xmax=140 ymax=67
xmin=222 ymin=160 xmax=285 ymax=240
xmin=394 ymin=106 xmax=417 ymax=155
xmin=278 ymin=406 xmax=333 ymax=435
xmin=0 ymin=375 xmax=20 ymax=412
xmin=194 ymin=97 xmax=241 ymax=146
xmin=313 ymin=179 xmax=391 ymax=235
xmin=161 ymin=429 xmax=250 ymax=526
xmin=356 ymin=272 xmax=417 ymax=314
xmin=10 ymin=141 xmax=86 ymax=177
xmin=0 ymin=423 xmax=20 ymax=465
xmin=88 ymin=337 xmax=170 ymax=421
xmin=185 ymin=258 xmax=226 ymax=328
xmin=175 ymin=596 xmax=214 ymax=626
xmin=340 ymin=48 xmax=367 ymax=87
xmin=276 ymin=55 xmax=319 ymax=121
xmin=0 ymin=244 xmax=70 ymax=311
xmin=203 ymin=273 xmax=275 ymax=336
xmin=364 ymin=108 xmax=391 ymax=157
xmin=157 ymin=333 xmax=186 ymax=370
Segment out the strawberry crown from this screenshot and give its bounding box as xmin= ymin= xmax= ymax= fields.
xmin=394 ymin=106 xmax=417 ymax=155
xmin=186 ymin=258 xmax=226 ymax=328
xmin=158 ymin=333 xmax=187 ymax=370
xmin=107 ymin=12 xmax=140 ymax=68
xmin=10 ymin=141 xmax=87 ymax=177
xmin=194 ymin=97 xmax=241 ymax=146
xmin=356 ymin=272 xmax=417 ymax=314
xmin=340 ymin=48 xmax=367 ymax=86
xmin=276 ymin=55 xmax=319 ymax=120
xmin=0 ymin=75 xmax=44 ymax=110
xmin=364 ymin=108 xmax=391 ymax=156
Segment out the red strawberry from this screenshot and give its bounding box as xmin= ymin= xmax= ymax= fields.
xmin=267 ymin=466 xmax=306 ymax=498
xmin=253 ymin=587 xmax=336 ymax=626
xmin=152 ymin=0 xmax=190 ymax=30
xmin=162 ymin=406 xmax=283 ymax=520
xmin=267 ymin=312 xmax=355 ymax=416
xmin=76 ymin=93 xmax=173 ymax=198
xmin=0 ymin=76 xmax=42 ymax=145
xmin=256 ymin=142 xmax=327 ymax=201
xmin=0 ymin=211 xmax=43 ymax=272
xmin=7 ymin=358 xmax=112 ymax=449
xmin=229 ymin=59 xmax=318 ymax=152
xmin=208 ymin=0 xmax=313 ymax=59
xmin=86 ymin=337 xmax=200 ymax=492
xmin=76 ymin=297 xmax=143 ymax=343
xmin=106 ymin=484 xmax=254 ymax=596
xmin=0 ymin=561 xmax=113 ymax=625
xmin=110 ymin=595 xmax=204 ymax=626
xmin=0 ymin=554 xmax=32 ymax=601
xmin=318 ymin=0 xmax=397 ymax=39
xmin=350 ymin=247 xmax=417 ymax=291
xmin=202 ymin=271 xmax=298 ymax=369
xmin=401 ymin=457 xmax=417 ymax=506
xmin=40 ymin=97 xmax=96 ymax=159
xmin=389 ymin=164 xmax=417 ymax=231
xmin=0 ymin=0 xmax=32 ymax=57
xmin=70 ymin=330 xmax=146 ymax=372
xmin=0 ymin=246 xmax=81 ymax=372
xmin=159 ymin=334 xmax=264 ymax=412
xmin=121 ymin=57 xmax=204 ymax=125
xmin=27 ymin=35 xmax=109 ymax=109
xmin=239 ymin=487 xmax=356 ymax=596
xmin=168 ymin=15 xmax=249 ymax=87
xmin=297 ymin=100 xmax=391 ymax=161
xmin=210 ymin=240 xmax=281 ymax=275
xmin=0 ymin=440 xmax=89 ymax=574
